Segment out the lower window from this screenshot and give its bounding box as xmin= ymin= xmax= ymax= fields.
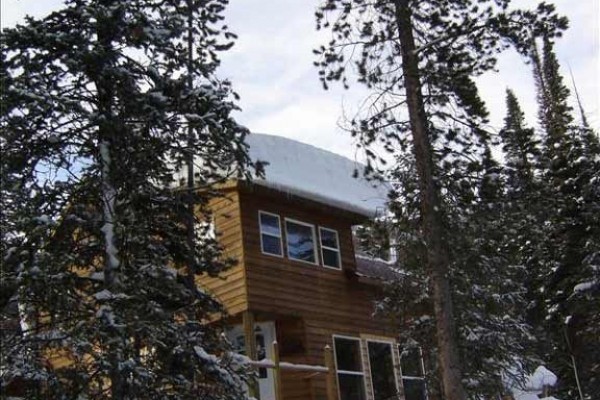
xmin=400 ymin=347 xmax=427 ymax=400
xmin=334 ymin=336 xmax=366 ymax=400
xmin=367 ymin=340 xmax=398 ymax=400
xmin=232 ymin=327 xmax=268 ymax=379
xmin=402 ymin=379 xmax=427 ymax=400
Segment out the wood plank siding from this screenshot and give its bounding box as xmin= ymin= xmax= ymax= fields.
xmin=236 ymin=185 xmax=399 ymax=400
xmin=196 ymin=187 xmax=248 ymax=316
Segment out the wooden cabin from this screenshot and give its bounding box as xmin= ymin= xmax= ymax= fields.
xmin=2 ymin=134 xmax=427 ymax=399
xmin=196 ymin=134 xmax=428 ymax=400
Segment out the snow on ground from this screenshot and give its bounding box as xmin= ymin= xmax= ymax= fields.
xmin=512 ymin=365 xmax=559 ymax=400
xmin=527 ymin=366 xmax=558 ymax=389
xmin=573 ymin=280 xmax=596 ymax=293
xmin=245 ymin=133 xmax=389 ymax=216
xmin=513 ymin=392 xmax=560 ymax=400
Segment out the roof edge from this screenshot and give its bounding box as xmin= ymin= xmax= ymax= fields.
xmin=250 ymin=179 xmax=379 ymax=218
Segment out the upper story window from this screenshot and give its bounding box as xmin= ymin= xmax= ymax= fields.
xmin=319 ymin=227 xmax=341 ymax=270
xmin=400 ymin=347 xmax=427 ymax=400
xmin=259 ymin=211 xmax=283 ymax=257
xmin=334 ymin=336 xmax=367 ymax=400
xmin=285 ymin=218 xmax=317 ymax=264
xmin=258 ymin=211 xmax=343 ymax=269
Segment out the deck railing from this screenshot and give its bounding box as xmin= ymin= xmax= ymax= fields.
xmin=245 ymin=341 xmax=337 ymax=400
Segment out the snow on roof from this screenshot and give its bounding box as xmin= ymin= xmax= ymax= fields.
xmin=355 ymin=254 xmax=405 ymax=281
xmin=245 ymin=134 xmax=388 ymax=217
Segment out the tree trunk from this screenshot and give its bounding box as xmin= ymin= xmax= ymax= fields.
xmin=185 ymin=0 xmax=197 ymax=291
xmin=392 ymin=2 xmax=467 ymax=399
xmin=96 ymin=2 xmax=123 ymax=397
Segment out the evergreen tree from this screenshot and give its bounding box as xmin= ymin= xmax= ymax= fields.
xmin=497 ymin=89 xmax=547 ymax=324
xmin=373 ymin=146 xmax=536 ymax=399
xmin=540 ymin=35 xmax=573 ymax=153
xmin=499 ymin=89 xmax=539 ymax=195
xmin=315 ymin=1 xmax=565 ymax=398
xmin=529 ymin=38 xmax=600 ymax=399
xmin=452 ymin=147 xmax=535 ymax=398
xmin=1 ymin=0 xmax=252 ymax=398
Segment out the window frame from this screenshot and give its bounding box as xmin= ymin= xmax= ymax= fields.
xmin=332 ymin=335 xmax=368 ymax=400
xmin=318 ymin=226 xmax=342 ymax=270
xmin=365 ymin=338 xmax=400 ymax=400
xmin=258 ymin=210 xmax=284 ymax=258
xmin=399 ymin=346 xmax=428 ymax=400
xmin=284 ymin=217 xmax=318 ymax=265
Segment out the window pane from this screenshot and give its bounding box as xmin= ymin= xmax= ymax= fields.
xmin=260 ymin=213 xmax=280 ymax=236
xmin=400 ymin=348 xmax=423 ymax=377
xmin=320 ymin=228 xmax=339 ymax=249
xmin=403 ymin=379 xmax=426 ymax=400
xmin=261 ymin=234 xmax=282 ymax=255
xmin=368 ymin=342 xmax=397 ymax=400
xmin=338 ymin=374 xmax=366 ymax=400
xmin=286 ymin=221 xmax=315 ymax=263
xmin=232 ymin=332 xmax=268 ymax=379
xmin=322 ymin=248 xmax=340 ymax=269
xmin=334 ymin=338 xmax=362 ymax=372
xmin=256 ymin=333 xmax=267 ymax=379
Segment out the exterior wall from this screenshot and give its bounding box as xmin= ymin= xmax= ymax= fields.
xmin=196 ymin=188 xmax=248 ymax=315
xmin=237 ymin=189 xmax=399 ymax=400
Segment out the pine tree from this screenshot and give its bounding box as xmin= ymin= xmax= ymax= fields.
xmin=527 ymin=36 xmax=600 ymax=400
xmin=372 ymin=145 xmax=538 ymax=399
xmin=540 ymin=35 xmax=573 ymax=153
xmin=314 ymin=1 xmax=566 ymax=398
xmin=1 ymin=1 xmax=252 ymax=398
xmin=452 ymin=147 xmax=536 ymax=398
xmin=500 ymin=89 xmax=539 ymax=194
xmin=497 ymin=89 xmax=547 ymax=323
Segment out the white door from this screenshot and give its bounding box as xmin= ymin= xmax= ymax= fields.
xmin=228 ymin=322 xmax=276 ymax=400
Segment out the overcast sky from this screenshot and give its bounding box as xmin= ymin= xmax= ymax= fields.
xmin=2 ymin=0 xmax=598 ymax=160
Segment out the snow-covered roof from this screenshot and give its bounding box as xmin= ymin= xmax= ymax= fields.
xmin=245 ymin=134 xmax=388 ymax=217
xmin=355 ymin=255 xmax=404 ymax=281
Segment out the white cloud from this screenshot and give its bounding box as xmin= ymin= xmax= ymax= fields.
xmin=2 ymin=0 xmax=598 ymax=159
xmin=241 ymin=96 xmax=362 ymax=161
xmin=479 ymin=0 xmax=600 ymax=131
xmin=1 ymin=0 xmax=66 ymax=27
xmin=221 ymin=0 xmax=599 ymax=157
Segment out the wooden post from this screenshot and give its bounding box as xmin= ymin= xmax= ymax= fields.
xmin=272 ymin=341 xmax=283 ymax=400
xmin=324 ymin=345 xmax=337 ymax=400
xmin=243 ymin=311 xmax=260 ymax=399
